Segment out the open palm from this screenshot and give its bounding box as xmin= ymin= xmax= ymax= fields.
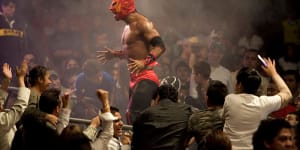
xmin=2 ymin=63 xmax=12 ymax=80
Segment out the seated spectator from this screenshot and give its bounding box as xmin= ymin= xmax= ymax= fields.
xmin=277 ymin=43 xmax=299 ymax=72
xmin=0 ymin=62 xmax=30 ymax=150
xmin=74 ymin=59 xmax=114 ymax=119
xmin=132 ymin=83 xmax=193 ymax=150
xmin=252 ymin=119 xmax=295 ymax=150
xmin=187 ymin=61 xmax=211 ymax=110
xmin=207 ymin=40 xmax=232 ymax=89
xmin=189 ymin=80 xmax=228 ymax=150
xmin=223 ymin=57 xmax=292 ymax=150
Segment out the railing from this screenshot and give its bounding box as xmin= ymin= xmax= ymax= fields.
xmin=69 ymin=117 xmax=132 ymax=130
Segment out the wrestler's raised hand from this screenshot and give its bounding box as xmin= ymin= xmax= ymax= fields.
xmin=96 ymin=47 xmax=115 ymax=64
xmin=128 ymin=58 xmax=145 ymax=74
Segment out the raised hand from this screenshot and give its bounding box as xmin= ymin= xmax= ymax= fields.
xmin=96 ymin=89 xmax=110 ymax=113
xmin=61 ymin=92 xmax=70 ymax=108
xmin=96 ymin=89 xmax=109 ymax=103
xmin=16 ymin=61 xmax=28 ymax=78
xmin=261 ymin=57 xmax=277 ymax=77
xmin=2 ymin=63 xmax=12 ymax=80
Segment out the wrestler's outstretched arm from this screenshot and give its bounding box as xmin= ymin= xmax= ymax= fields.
xmin=97 ymin=47 xmax=127 ymax=64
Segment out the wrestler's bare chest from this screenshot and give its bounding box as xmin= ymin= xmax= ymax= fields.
xmin=121 ymin=25 xmax=149 ymax=59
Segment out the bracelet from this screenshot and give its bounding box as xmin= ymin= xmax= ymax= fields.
xmin=113 ymin=50 xmax=126 ymax=59
xmin=144 ymin=53 xmax=156 ymax=65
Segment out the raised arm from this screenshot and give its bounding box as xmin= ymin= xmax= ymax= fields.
xmin=57 ymin=92 xmax=71 ymax=134
xmin=0 ymin=61 xmax=30 ymax=132
xmin=83 ymin=89 xmax=115 ymax=142
xmin=261 ymin=57 xmax=292 ymax=108
xmin=1 ymin=63 xmax=12 ymax=92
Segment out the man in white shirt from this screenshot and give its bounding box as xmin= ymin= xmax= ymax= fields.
xmin=223 ymin=58 xmax=292 ymax=150
xmin=0 ymin=62 xmax=30 ymax=150
xmin=207 ymin=40 xmax=232 ymax=89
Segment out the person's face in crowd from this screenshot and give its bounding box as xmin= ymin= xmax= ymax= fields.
xmin=39 ymin=71 xmax=52 ymax=92
xmin=96 ymin=33 xmax=108 ymax=47
xmin=193 ymin=71 xmax=206 ymax=85
xmin=265 ymin=128 xmax=294 ymax=150
xmin=66 ymin=59 xmax=79 ymax=70
xmin=113 ymin=112 xmax=124 ymax=138
xmin=283 ymin=75 xmax=298 ymax=93
xmin=285 ymin=114 xmax=298 ymax=126
xmin=207 ymin=48 xmax=223 ymax=67
xmin=267 ymin=82 xmax=279 ymax=96
xmin=1 ymin=2 xmax=15 ymax=18
xmin=50 ymin=74 xmax=61 ymax=89
xmin=23 ymin=54 xmax=37 ymax=70
xmin=176 ymin=66 xmax=190 ymax=84
xmin=242 ymin=51 xmax=259 ymax=69
xmin=85 ymin=72 xmax=103 ymax=84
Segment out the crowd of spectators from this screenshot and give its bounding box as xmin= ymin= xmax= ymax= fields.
xmin=1 ymin=0 xmax=300 ymax=150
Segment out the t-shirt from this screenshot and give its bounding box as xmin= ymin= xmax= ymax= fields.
xmin=223 ymin=93 xmax=281 ymax=150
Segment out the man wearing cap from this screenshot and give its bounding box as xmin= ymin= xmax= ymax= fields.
xmin=97 ymin=0 xmax=166 ymax=124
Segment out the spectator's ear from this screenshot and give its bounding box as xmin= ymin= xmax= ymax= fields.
xmin=264 ymin=141 xmax=272 ymax=149
xmin=151 ymin=95 xmax=160 ymax=106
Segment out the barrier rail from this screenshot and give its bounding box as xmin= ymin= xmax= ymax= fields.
xmin=69 ymin=117 xmax=132 ymax=130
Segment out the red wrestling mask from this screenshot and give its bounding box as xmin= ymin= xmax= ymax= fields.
xmin=109 ymin=0 xmax=135 ymax=21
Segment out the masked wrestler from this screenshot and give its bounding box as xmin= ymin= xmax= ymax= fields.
xmin=97 ymin=0 xmax=166 ymax=124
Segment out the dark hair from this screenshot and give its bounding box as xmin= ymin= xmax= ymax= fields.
xmin=1 ymin=0 xmax=15 ymax=6
xmin=174 ymin=61 xmax=191 ymax=74
xmin=60 ymin=124 xmax=92 ymax=150
xmin=236 ymin=67 xmax=261 ymax=94
xmin=28 ymin=65 xmax=49 ymax=86
xmin=156 ymin=84 xmax=178 ymax=102
xmin=193 ymin=61 xmax=211 ymax=79
xmin=206 ymin=80 xmax=228 ymax=107
xmin=82 ymin=59 xmax=102 ymax=77
xmin=110 ymin=106 xmax=120 ymax=115
xmin=39 ymin=88 xmax=61 ymax=114
xmin=252 ymin=119 xmax=292 ymax=150
xmin=204 ymin=130 xmax=232 ymax=150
